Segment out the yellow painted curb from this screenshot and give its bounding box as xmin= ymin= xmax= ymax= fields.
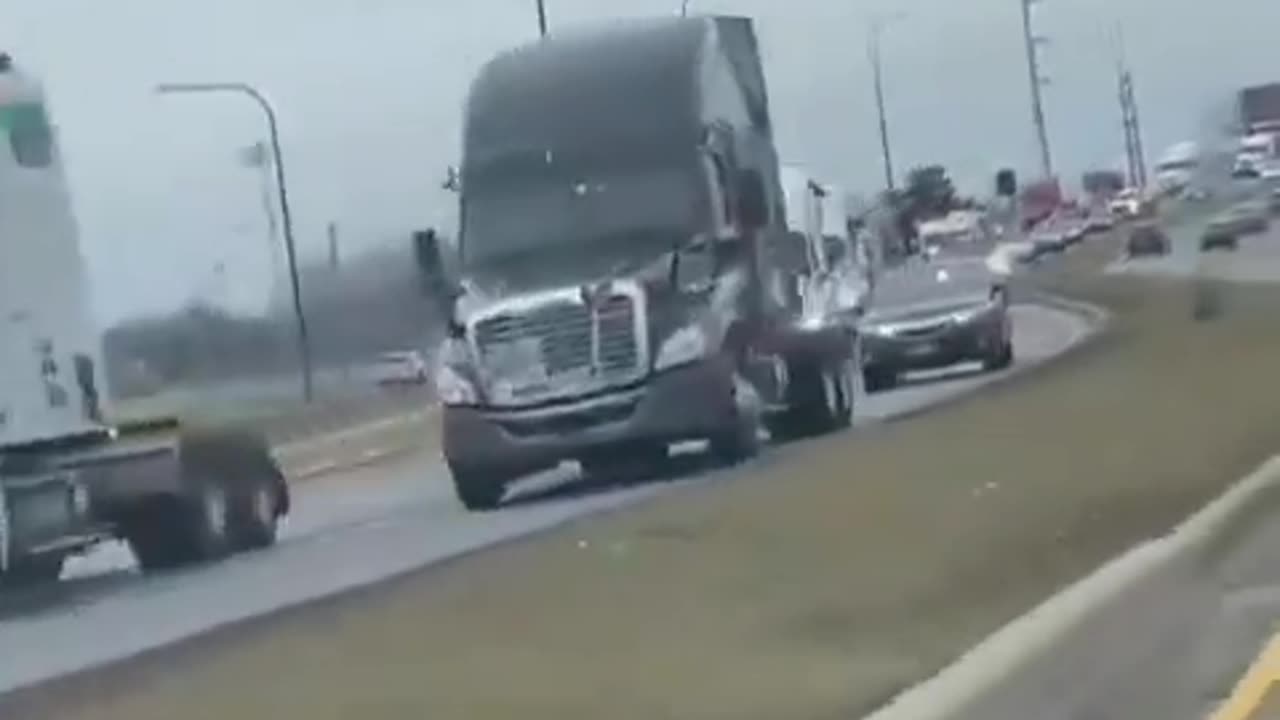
xmin=1207 ymin=632 xmax=1280 ymax=720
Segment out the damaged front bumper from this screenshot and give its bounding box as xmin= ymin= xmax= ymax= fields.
xmin=442 ymin=356 xmax=736 ymax=476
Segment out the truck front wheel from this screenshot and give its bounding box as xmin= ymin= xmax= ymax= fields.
xmin=709 ymin=374 xmax=763 ymax=465
xmin=450 ymin=465 xmax=508 ymax=511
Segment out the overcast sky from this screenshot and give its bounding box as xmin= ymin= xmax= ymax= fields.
xmin=2 ymin=0 xmax=1277 ymax=324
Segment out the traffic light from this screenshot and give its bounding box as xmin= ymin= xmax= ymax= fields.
xmin=996 ymin=169 xmax=1018 ymax=197
xmin=412 ymin=228 xmax=445 ymax=293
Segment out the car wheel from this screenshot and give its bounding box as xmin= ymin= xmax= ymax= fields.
xmin=449 ymin=465 xmax=508 ymax=511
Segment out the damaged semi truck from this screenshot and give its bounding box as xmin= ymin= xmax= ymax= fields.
xmin=422 ymin=17 xmax=861 ymax=510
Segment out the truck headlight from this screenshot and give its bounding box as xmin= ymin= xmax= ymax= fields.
xmin=797 ymin=314 xmax=827 ymax=331
xmin=435 ymin=363 xmax=478 ymax=406
xmin=655 ymin=324 xmax=709 ymax=371
xmin=862 ymin=321 xmax=898 ymax=338
xmin=434 ymin=335 xmax=478 ymax=406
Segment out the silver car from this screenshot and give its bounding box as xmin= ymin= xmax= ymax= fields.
xmin=859 ymin=259 xmax=1013 ymax=392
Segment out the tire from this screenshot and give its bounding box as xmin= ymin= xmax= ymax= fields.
xmin=450 ymin=465 xmax=508 ymax=511
xmin=126 ymin=481 xmax=232 ymax=572
xmin=709 ymin=374 xmax=762 ymax=465
xmin=769 ymin=355 xmax=853 ymax=440
xmin=984 ymin=340 xmax=1015 ymax=371
xmin=230 ymin=479 xmax=281 ymax=551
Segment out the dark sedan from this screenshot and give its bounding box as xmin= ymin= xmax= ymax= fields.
xmin=859 ymin=258 xmax=1013 ymax=392
xmin=1127 ymin=222 xmax=1170 ymax=257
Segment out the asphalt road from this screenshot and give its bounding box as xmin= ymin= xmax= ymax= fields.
xmin=0 ymin=303 xmax=1091 ymax=696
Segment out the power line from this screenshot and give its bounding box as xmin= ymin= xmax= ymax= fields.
xmin=1020 ymin=0 xmax=1054 ymax=178
xmin=536 ymin=0 xmax=548 ymax=37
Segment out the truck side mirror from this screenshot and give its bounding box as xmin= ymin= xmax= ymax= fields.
xmin=413 ymin=229 xmax=463 ymax=335
xmin=736 ymin=169 xmax=769 ymax=231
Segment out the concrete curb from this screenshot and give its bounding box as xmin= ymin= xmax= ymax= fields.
xmin=865 ymin=455 xmax=1280 ymax=720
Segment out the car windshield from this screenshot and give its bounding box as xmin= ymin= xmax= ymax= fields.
xmin=869 ymin=258 xmax=994 ymax=311
xmin=14 ymin=5 xmax=1280 ymax=720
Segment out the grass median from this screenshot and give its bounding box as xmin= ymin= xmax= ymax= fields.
xmin=13 ymin=235 xmax=1280 ymax=720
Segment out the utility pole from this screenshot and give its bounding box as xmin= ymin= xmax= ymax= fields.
xmin=1020 ymin=0 xmax=1054 ymax=178
xmin=1113 ymin=26 xmax=1147 ymax=189
xmin=535 ymin=0 xmax=548 ymax=37
xmin=868 ymin=14 xmax=905 ymax=192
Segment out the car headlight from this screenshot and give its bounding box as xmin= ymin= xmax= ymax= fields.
xmin=655 ymin=324 xmax=709 ymax=371
xmin=862 ymin=321 xmax=898 ymax=338
xmin=797 ymin=314 xmax=828 ymax=331
xmin=434 ymin=363 xmax=478 ymax=406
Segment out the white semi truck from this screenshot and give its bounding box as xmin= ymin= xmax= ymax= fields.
xmin=0 ymin=53 xmax=288 ymax=586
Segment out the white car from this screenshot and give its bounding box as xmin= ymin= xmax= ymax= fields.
xmin=1109 ymin=189 xmax=1143 ymax=218
xmin=372 ymin=350 xmax=429 ymax=386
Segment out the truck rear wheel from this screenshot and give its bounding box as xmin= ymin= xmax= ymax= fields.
xmin=769 ymin=357 xmax=852 ymax=440
xmin=449 ymin=465 xmax=508 ymax=511
xmin=230 ymin=480 xmax=281 ymax=551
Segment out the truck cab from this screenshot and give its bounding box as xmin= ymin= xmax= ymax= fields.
xmin=429 ymin=18 xmax=858 ymax=510
xmin=0 ymin=54 xmax=288 ymax=586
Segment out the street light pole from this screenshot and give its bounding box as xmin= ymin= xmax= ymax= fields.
xmin=868 ymin=14 xmax=903 ymax=192
xmin=536 ymin=0 xmax=548 ymax=37
xmin=681 ymin=0 xmax=690 ymax=16
xmin=156 ymin=81 xmax=314 ymax=404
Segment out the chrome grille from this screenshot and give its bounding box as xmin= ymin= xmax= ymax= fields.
xmin=474 ymin=295 xmax=640 ymax=379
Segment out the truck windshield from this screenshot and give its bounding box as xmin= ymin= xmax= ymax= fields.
xmin=460 ymin=155 xmax=699 ymax=278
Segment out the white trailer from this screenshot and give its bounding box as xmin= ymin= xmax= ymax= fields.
xmin=0 ymin=53 xmax=288 ymax=586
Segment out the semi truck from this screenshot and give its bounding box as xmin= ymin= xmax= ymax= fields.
xmin=424 ymin=17 xmax=860 ymax=510
xmin=0 ymin=54 xmax=289 ymax=586
xmin=1239 ymin=82 xmax=1280 ymax=136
